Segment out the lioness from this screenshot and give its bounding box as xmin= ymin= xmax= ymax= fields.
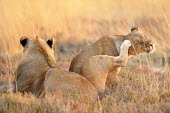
xmin=69 ymin=26 xmax=155 ymax=89
xmin=15 ymin=36 xmax=97 ymax=99
xmin=80 ymin=40 xmax=131 ymax=95
xmin=15 ymin=36 xmax=56 ymax=95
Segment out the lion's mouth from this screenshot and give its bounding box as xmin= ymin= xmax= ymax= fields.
xmin=150 ymin=43 xmax=155 ymax=53
xmin=145 ymin=44 xmax=155 ymax=53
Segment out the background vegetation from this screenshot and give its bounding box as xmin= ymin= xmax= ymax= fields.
xmin=0 ymin=0 xmax=170 ymax=112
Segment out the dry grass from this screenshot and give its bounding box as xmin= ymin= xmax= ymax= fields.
xmin=0 ymin=0 xmax=170 ymax=112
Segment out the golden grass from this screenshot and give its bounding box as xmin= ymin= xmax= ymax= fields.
xmin=0 ymin=0 xmax=170 ymax=112
xmin=0 ymin=0 xmax=170 ymax=54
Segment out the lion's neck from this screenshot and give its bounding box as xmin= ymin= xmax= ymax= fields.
xmin=115 ymin=35 xmax=131 ymax=57
xmin=115 ymin=36 xmax=127 ymax=54
xmin=18 ymin=54 xmax=51 ymax=76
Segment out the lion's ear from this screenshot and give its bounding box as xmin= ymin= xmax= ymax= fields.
xmin=131 ymin=26 xmax=139 ymax=32
xmin=20 ymin=36 xmax=29 ymax=47
xmin=47 ymin=38 xmax=55 ymax=48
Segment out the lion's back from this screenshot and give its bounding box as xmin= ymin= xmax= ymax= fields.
xmin=44 ymin=68 xmax=98 ymax=99
xmin=69 ymin=35 xmax=120 ymax=73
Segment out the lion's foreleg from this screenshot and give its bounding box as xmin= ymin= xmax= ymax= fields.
xmin=105 ymin=40 xmax=131 ymax=90
xmin=105 ymin=69 xmax=120 ymax=90
xmin=113 ymin=40 xmax=131 ymax=67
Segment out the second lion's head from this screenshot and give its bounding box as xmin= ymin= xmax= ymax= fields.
xmin=127 ymin=26 xmax=155 ymax=55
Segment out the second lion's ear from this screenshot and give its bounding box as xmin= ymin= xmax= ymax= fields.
xmin=47 ymin=38 xmax=55 ymax=48
xmin=20 ymin=36 xmax=29 ymax=47
xmin=131 ymin=26 xmax=139 ymax=32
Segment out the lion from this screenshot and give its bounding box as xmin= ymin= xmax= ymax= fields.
xmin=69 ymin=26 xmax=155 ymax=90
xmin=15 ymin=36 xmax=98 ymax=99
xmin=14 ymin=36 xmax=56 ymax=96
xmin=79 ymin=40 xmax=131 ymax=95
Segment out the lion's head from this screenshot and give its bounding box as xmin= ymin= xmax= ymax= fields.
xmin=20 ymin=36 xmax=56 ymax=67
xmin=127 ymin=26 xmax=155 ymax=55
xmin=15 ymin=36 xmax=56 ymax=94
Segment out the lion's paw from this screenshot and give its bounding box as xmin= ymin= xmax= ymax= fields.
xmin=123 ymin=40 xmax=131 ymax=47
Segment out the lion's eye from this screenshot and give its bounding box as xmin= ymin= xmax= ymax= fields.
xmin=150 ymin=44 xmax=153 ymax=47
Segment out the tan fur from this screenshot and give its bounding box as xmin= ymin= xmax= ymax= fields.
xmin=79 ymin=40 xmax=131 ymax=95
xmin=44 ymin=68 xmax=98 ymax=99
xmin=69 ymin=26 xmax=155 ymax=89
xmin=15 ymin=37 xmax=98 ymax=99
xmin=15 ymin=37 xmax=56 ymax=96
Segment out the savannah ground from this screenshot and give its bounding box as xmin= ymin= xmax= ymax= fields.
xmin=0 ymin=0 xmax=170 ymax=112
